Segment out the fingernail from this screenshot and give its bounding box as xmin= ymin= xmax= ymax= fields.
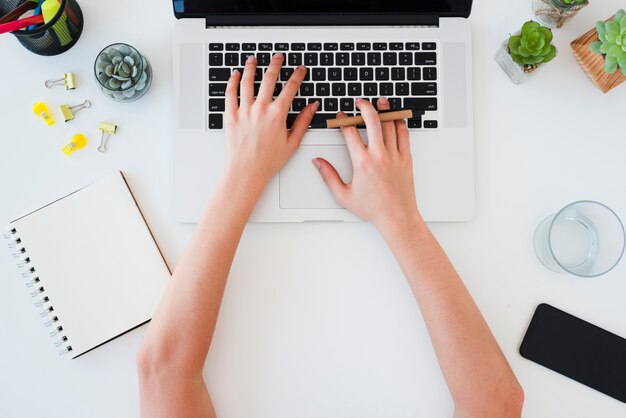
xmin=297 ymin=64 xmax=306 ymax=72
xmin=312 ymin=159 xmax=321 ymax=170
xmin=274 ymin=52 xmax=284 ymax=59
xmin=378 ymin=96 xmax=388 ymax=105
xmin=355 ymin=98 xmax=363 ymax=103
xmin=231 ymin=69 xmax=239 ymax=76
xmin=310 ymin=101 xmax=320 ymax=114
xmin=246 ymin=55 xmax=255 ymax=63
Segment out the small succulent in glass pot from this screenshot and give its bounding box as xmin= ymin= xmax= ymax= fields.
xmin=532 ymin=0 xmax=589 ymax=28
xmin=495 ymin=21 xmax=557 ymax=84
xmin=589 ymin=9 xmax=626 ymax=76
xmin=95 ymin=43 xmax=152 ymax=102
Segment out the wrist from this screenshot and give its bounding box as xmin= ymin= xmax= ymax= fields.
xmin=377 ymin=210 xmax=427 ymax=247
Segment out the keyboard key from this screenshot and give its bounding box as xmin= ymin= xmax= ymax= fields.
xmin=209 ymin=98 xmax=225 ymax=112
xmin=300 ymin=83 xmax=315 ymax=96
xmin=320 ymin=53 xmax=334 ymax=66
xmin=408 ymin=118 xmax=422 ymax=129
xmin=255 ymin=68 xmax=263 ymax=81
xmin=304 ymin=53 xmax=318 ymax=66
xmin=242 ymin=43 xmax=256 ymax=51
xmin=424 ymin=120 xmax=438 ymax=128
xmin=273 ymin=83 xmax=283 ymax=96
xmin=340 ymin=43 xmax=355 ymax=50
xmin=307 ymin=43 xmax=322 ymax=51
xmin=291 ymin=43 xmax=306 ymax=51
xmin=287 ymin=113 xmax=299 ymax=128
xmin=254 ymin=83 xmax=261 ymax=96
xmin=405 ymin=42 xmax=421 ymax=50
xmin=332 ymin=83 xmax=346 ymax=96
xmin=357 ymin=43 xmax=371 ymax=50
xmin=348 ymin=83 xmax=362 ymax=96
xmin=359 ymin=67 xmax=374 ymax=81
xmin=312 ymin=68 xmax=326 ymax=81
xmin=316 ymin=83 xmax=331 ymax=96
xmin=389 ymin=98 xmax=402 ymax=109
xmin=310 ymin=113 xmax=336 ymax=127
xmin=364 ymin=83 xmax=377 ymax=96
xmin=408 ymin=67 xmax=421 ymax=80
xmin=383 ymin=52 xmax=397 ymax=66
xmin=324 ymin=98 xmax=338 ymax=112
xmin=415 ymin=52 xmax=437 ymax=65
xmin=351 ymin=53 xmax=366 ymax=66
xmin=226 ymin=43 xmax=240 ymax=51
xmin=379 ymin=83 xmax=393 ymax=96
xmin=337 ymin=53 xmax=350 ymax=66
xmin=375 ymin=67 xmax=389 ymax=80
xmin=225 ymin=53 xmax=238 ymax=66
xmin=389 ymin=42 xmax=403 ymax=50
xmin=275 ymin=43 xmax=289 ymax=51
xmin=422 ymin=42 xmax=436 ymax=50
xmin=391 ymin=67 xmax=405 ymax=80
xmin=209 ymin=43 xmax=224 ymax=51
xmin=308 ymin=98 xmax=322 ymax=108
xmin=395 ymin=82 xmax=410 ymax=96
xmin=281 ymin=67 xmax=294 ymax=81
xmin=344 ymin=68 xmax=358 ymax=80
xmin=404 ymin=98 xmax=438 ymax=111
xmin=411 ymin=82 xmax=437 ymax=95
xmin=241 ymin=52 xmax=255 ymax=64
xmin=367 ymin=53 xmax=381 ymax=66
xmin=209 ymin=68 xmax=231 ymax=81
xmin=259 ymin=43 xmax=273 ymax=51
xmin=208 ymin=113 xmax=223 ymax=129
xmin=209 ymin=53 xmax=223 ymax=66
xmin=328 ymin=68 xmax=342 ymax=81
xmin=340 ymin=98 xmax=354 ymax=111
xmin=292 ymin=98 xmax=307 ymax=111
xmin=373 ymin=42 xmax=387 ymax=50
xmin=324 ymin=43 xmax=339 ymax=51
xmin=209 ymin=83 xmax=227 ymax=96
xmin=399 ymin=52 xmax=413 ymax=65
xmin=423 ymin=67 xmax=437 ymax=80
xmin=289 ymin=53 xmax=303 ymax=66
xmin=257 ymin=53 xmax=271 ymax=66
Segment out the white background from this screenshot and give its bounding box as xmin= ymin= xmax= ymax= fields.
xmin=1 ymin=0 xmax=625 ymax=416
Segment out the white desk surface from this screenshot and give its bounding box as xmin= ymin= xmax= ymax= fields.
xmin=1 ymin=0 xmax=625 ymax=417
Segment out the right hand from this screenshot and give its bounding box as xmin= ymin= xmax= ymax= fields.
xmin=313 ymin=97 xmax=423 ymax=236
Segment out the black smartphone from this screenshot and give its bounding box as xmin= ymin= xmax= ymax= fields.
xmin=520 ymin=303 xmax=626 ymax=403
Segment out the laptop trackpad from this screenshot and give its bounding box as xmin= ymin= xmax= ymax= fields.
xmin=279 ymin=145 xmax=353 ymax=209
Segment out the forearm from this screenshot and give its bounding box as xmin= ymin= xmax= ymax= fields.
xmin=381 ymin=218 xmax=523 ymax=417
xmin=140 ymin=169 xmax=266 ymax=375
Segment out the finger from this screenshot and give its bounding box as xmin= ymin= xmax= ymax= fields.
xmin=225 ymin=69 xmax=241 ymax=117
xmin=356 ymin=99 xmax=385 ymax=154
xmin=376 ymin=97 xmax=397 ymax=152
xmin=395 ymin=119 xmax=411 ymax=155
xmin=276 ymin=65 xmax=307 ymax=111
xmin=337 ymin=112 xmax=366 ymax=165
xmin=240 ymin=55 xmax=257 ymax=107
xmin=313 ymin=158 xmax=348 ymax=207
xmin=289 ymin=101 xmax=319 ymax=145
xmin=257 ymin=52 xmax=284 ymax=102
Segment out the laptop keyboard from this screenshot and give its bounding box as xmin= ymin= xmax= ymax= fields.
xmin=207 ymin=42 xmax=439 ymax=131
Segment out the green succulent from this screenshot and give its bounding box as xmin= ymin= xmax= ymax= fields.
xmin=508 ymin=21 xmax=557 ymax=67
xmin=589 ymin=9 xmax=626 ymax=76
xmin=559 ymin=0 xmax=585 ymax=4
xmin=96 ymin=44 xmax=149 ymax=98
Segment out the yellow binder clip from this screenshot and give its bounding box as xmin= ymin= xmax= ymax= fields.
xmin=98 ymin=122 xmax=117 ymax=153
xmin=45 ymin=73 xmax=76 ymax=90
xmin=62 ymin=134 xmax=87 ymax=155
xmin=32 ymin=102 xmax=55 ymax=126
xmin=60 ymin=100 xmax=91 ymax=122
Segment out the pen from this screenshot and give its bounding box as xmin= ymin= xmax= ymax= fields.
xmin=310 ymin=108 xmax=417 ymax=129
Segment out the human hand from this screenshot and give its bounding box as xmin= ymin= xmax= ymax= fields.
xmin=225 ymin=53 xmax=318 ymax=190
xmin=313 ymin=98 xmax=423 ymax=236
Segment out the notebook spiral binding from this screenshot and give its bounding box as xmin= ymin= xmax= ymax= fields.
xmin=4 ymin=228 xmax=73 ymax=357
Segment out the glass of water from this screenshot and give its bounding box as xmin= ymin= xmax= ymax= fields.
xmin=534 ymin=201 xmax=625 ymax=277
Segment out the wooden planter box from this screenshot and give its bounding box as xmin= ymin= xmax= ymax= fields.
xmin=570 ymin=15 xmax=626 ymax=93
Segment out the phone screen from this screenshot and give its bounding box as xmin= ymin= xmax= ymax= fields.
xmin=520 ymin=303 xmax=626 ymax=403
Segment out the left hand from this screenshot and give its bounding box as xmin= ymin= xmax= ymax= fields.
xmin=224 ymin=53 xmax=318 ymax=190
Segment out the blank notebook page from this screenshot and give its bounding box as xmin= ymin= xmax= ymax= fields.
xmin=10 ymin=172 xmax=170 ymax=358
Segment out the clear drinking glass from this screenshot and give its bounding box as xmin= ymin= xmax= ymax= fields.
xmin=534 ymin=201 xmax=625 ymax=277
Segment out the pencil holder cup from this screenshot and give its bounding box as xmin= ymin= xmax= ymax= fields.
xmin=0 ymin=0 xmax=84 ymax=56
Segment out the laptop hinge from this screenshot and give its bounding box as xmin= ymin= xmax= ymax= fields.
xmin=204 ymin=14 xmax=439 ymax=28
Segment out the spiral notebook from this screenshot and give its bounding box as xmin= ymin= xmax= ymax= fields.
xmin=4 ymin=171 xmax=170 ymax=359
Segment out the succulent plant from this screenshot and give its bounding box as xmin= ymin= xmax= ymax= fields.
xmin=508 ymin=21 xmax=557 ymax=67
xmin=589 ymin=9 xmax=626 ymax=76
xmin=559 ymin=0 xmax=585 ymax=5
xmin=95 ymin=44 xmax=149 ymax=101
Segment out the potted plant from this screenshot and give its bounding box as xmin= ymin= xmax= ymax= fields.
xmin=532 ymin=0 xmax=589 ymax=28
xmin=571 ymin=9 xmax=626 ymax=93
xmin=496 ymin=21 xmax=557 ymax=84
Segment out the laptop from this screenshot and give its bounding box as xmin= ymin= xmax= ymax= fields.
xmin=172 ymin=0 xmax=475 ymax=223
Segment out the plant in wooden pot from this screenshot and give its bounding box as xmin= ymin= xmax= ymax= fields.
xmin=532 ymin=0 xmax=589 ymax=28
xmin=496 ymin=21 xmax=557 ymax=84
xmin=571 ymin=9 xmax=626 ymax=93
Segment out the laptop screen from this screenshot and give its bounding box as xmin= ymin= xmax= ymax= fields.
xmin=174 ymin=0 xmax=473 ymax=19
